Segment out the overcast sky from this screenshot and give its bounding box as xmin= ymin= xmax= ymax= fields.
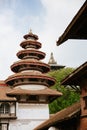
xmin=0 ymin=0 xmax=87 ymax=80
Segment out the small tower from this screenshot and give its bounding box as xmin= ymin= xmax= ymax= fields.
xmin=48 ymin=52 xmax=65 ymax=70
xmin=5 ymin=31 xmax=62 ymax=130
xmin=48 ymin=52 xmax=57 ymax=64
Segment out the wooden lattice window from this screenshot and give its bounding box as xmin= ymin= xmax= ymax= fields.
xmin=0 ymin=103 xmax=10 ymax=114
xmin=0 ymin=123 xmax=8 ymax=130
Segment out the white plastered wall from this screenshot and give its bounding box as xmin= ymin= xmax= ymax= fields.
xmin=9 ymin=103 xmax=49 ymax=130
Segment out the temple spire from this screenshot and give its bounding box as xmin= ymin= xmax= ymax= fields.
xmin=29 ymin=28 xmax=32 ymax=34
xmin=48 ymin=52 xmax=65 ymax=70
xmin=48 ymin=52 xmax=57 ymax=64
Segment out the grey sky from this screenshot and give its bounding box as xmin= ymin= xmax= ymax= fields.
xmin=0 ymin=0 xmax=86 ymax=80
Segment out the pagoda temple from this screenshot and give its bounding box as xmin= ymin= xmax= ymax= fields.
xmin=48 ymin=52 xmax=65 ymax=70
xmin=0 ymin=30 xmax=62 ymax=130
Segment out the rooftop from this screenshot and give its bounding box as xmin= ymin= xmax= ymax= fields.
xmin=34 ymin=102 xmax=80 ymax=130
xmin=57 ymin=1 xmax=87 ymax=45
xmin=61 ymin=61 xmax=87 ymax=86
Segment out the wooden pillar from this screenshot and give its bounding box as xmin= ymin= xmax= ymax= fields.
xmin=79 ymin=78 xmax=87 ymax=130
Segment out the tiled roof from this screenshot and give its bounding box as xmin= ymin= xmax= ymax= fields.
xmin=57 ymin=1 xmax=87 ymax=45
xmin=23 ymin=31 xmax=38 ymax=40
xmin=12 ymin=58 xmax=48 ymax=65
xmin=20 ymin=40 xmax=41 ymax=49
xmin=7 ymin=88 xmax=62 ymax=96
xmin=5 ymin=71 xmax=55 ymax=80
xmin=17 ymin=49 xmax=45 ymax=60
xmin=11 ymin=59 xmax=50 ymax=73
xmin=34 ymin=102 xmax=80 ymax=130
xmin=61 ymin=61 xmax=87 ymax=85
xmin=5 ymin=71 xmax=56 ymax=86
xmin=0 ymin=81 xmax=16 ymax=101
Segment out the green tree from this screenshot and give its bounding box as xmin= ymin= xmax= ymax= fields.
xmin=48 ymin=68 xmax=80 ymax=114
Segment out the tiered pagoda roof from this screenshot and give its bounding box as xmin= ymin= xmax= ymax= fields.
xmin=5 ymin=30 xmax=62 ymax=103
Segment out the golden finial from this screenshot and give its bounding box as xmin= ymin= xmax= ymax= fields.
xmin=29 ymin=28 xmax=32 ymax=34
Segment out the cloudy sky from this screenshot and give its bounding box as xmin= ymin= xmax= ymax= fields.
xmin=0 ymin=0 xmax=87 ymax=80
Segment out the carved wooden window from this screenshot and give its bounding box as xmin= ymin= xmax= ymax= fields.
xmin=0 ymin=103 xmax=10 ymax=114
xmin=0 ymin=123 xmax=8 ymax=130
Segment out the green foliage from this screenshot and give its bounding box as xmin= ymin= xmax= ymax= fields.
xmin=48 ymin=68 xmax=80 ymax=114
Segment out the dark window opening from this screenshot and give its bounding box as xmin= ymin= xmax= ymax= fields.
xmin=0 ymin=123 xmax=8 ymax=130
xmin=83 ymin=96 xmax=87 ymax=109
xmin=29 ymin=95 xmax=38 ymax=101
xmin=0 ymin=103 xmax=10 ymax=114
